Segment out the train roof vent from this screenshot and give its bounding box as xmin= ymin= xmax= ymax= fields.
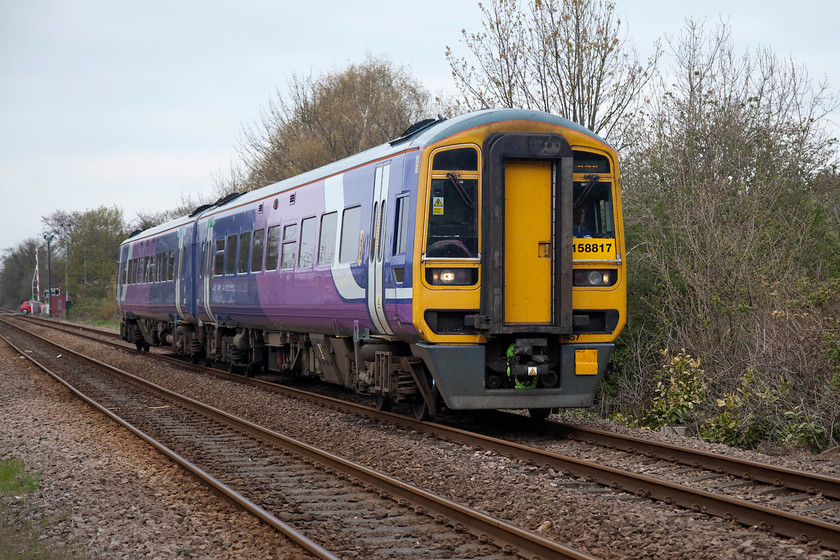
xmin=389 ymin=116 xmax=446 ymax=146
xmin=212 ymin=192 xmax=245 ymax=207
xmin=188 ymin=203 xmax=212 ymax=217
xmin=127 ymin=229 xmax=143 ymax=238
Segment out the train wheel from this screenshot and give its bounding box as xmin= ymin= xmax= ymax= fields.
xmin=135 ymin=341 xmax=144 ymax=351
xmin=528 ymin=408 xmax=551 ymax=421
xmin=413 ymin=397 xmax=430 ymax=421
xmin=373 ymin=394 xmax=393 ymax=412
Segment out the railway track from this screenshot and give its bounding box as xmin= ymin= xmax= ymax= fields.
xmin=0 ymin=317 xmax=595 ymax=560
xmin=9 ymin=314 xmax=840 ymax=552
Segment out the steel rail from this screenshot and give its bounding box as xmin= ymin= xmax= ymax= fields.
xmin=0 ymin=329 xmax=340 ymax=560
xmin=16 ymin=315 xmax=840 ymax=550
xmin=0 ymin=319 xmax=597 ymax=560
xmin=541 ymin=420 xmax=840 ymax=499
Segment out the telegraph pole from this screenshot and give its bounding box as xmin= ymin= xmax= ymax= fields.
xmin=44 ymin=234 xmax=54 ymax=317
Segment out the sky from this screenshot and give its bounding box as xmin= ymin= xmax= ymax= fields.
xmin=1 ymin=0 xmax=838 ymax=253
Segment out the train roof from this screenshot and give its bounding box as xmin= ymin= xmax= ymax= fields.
xmin=122 ymin=108 xmax=608 ymax=245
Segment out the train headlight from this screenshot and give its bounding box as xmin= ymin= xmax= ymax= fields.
xmin=573 ymin=269 xmax=617 ymax=287
xmin=425 ymin=268 xmax=478 ymax=286
xmin=440 ymin=270 xmax=456 ymax=284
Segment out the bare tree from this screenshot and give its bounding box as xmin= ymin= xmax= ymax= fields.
xmin=616 ymin=20 xmax=840 ymax=448
xmin=446 ymin=0 xmax=659 ymax=145
xmin=231 ymin=54 xmax=432 ymax=192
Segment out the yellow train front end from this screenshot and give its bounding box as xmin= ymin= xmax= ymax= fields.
xmin=408 ymin=110 xmax=625 ymax=415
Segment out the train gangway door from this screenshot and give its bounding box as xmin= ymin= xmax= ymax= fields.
xmin=504 ymin=160 xmax=552 ymax=324
xmin=367 ymin=162 xmax=394 ymax=335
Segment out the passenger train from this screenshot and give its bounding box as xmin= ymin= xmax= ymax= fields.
xmin=117 ymin=108 xmax=626 ymax=419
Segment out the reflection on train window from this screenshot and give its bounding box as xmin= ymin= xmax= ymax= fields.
xmin=214 ymin=239 xmax=225 ymax=276
xmin=265 ymin=225 xmax=281 ymax=270
xmin=281 ymin=223 xmax=297 ymax=270
xmin=573 ymin=180 xmax=615 ymax=239
xmin=318 ymin=212 xmax=337 ymax=266
xmin=225 ymin=234 xmax=237 ymax=275
xmin=339 ymin=206 xmax=362 ymax=264
xmin=238 ymin=232 xmax=251 ymax=274
xmin=251 ymin=228 xmax=265 ymax=272
xmin=426 ymin=177 xmax=479 ymax=258
xmin=299 ymin=217 xmax=317 ymax=268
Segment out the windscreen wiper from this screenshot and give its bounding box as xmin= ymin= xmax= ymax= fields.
xmin=446 ymin=173 xmax=474 ymax=208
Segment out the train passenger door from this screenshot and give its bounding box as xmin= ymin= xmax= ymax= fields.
xmin=504 ymin=160 xmax=552 ymax=324
xmin=481 ymin=133 xmax=573 ymax=334
xmin=367 ymin=162 xmax=394 ymax=335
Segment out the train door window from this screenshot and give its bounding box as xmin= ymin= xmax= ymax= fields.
xmin=280 ymin=223 xmax=298 ymax=270
xmin=298 ymin=217 xmax=317 ymax=268
xmin=144 ymin=257 xmax=150 ymax=283
xmin=265 ymin=225 xmax=281 ymax=270
xmin=169 ymin=250 xmax=175 ymax=281
xmin=393 ymin=195 xmax=409 ymax=255
xmin=369 ymin=202 xmax=378 ymax=263
xmin=213 ymin=239 xmax=225 ymax=276
xmin=225 ymin=234 xmax=237 ymax=275
xmin=126 ymin=259 xmax=132 ymax=285
xmin=154 ymin=254 xmax=160 ymax=283
xmin=238 ymin=231 xmax=251 ymax=274
xmin=251 ymin=228 xmax=265 ymax=272
xmin=339 ymin=206 xmax=362 ymax=264
xmin=318 ymin=212 xmax=337 ymax=266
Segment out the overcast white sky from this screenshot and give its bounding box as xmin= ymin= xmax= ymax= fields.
xmin=1 ymin=0 xmax=838 ymax=252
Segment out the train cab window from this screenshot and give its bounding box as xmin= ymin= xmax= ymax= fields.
xmin=281 ymin=224 xmax=298 ymax=270
xmin=298 ymin=217 xmax=317 ymax=268
xmin=573 ymin=179 xmax=615 ymax=239
xmin=426 ymin=146 xmax=480 ymax=258
xmin=238 ymin=231 xmax=251 ymax=274
xmin=432 ymin=147 xmax=478 ymax=171
xmin=251 ymin=228 xmax=265 ymax=272
xmin=318 ymin=212 xmax=337 ymax=265
xmin=339 ymin=206 xmax=362 ymax=264
xmin=213 ymin=239 xmax=225 ymax=276
xmin=265 ymin=226 xmax=281 ymax=270
xmin=225 ymin=234 xmax=237 ymax=275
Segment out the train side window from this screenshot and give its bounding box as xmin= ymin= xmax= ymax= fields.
xmin=169 ymin=250 xmax=175 ymax=281
xmin=281 ymin=223 xmax=298 ymax=270
xmin=298 ymin=217 xmax=316 ymax=268
xmin=251 ymin=228 xmax=265 ymax=272
xmin=318 ymin=212 xmax=337 ymax=266
xmin=225 ymin=234 xmax=237 ymax=275
xmin=213 ymin=239 xmax=225 ymax=276
xmin=238 ymin=231 xmax=251 ymax=274
xmin=265 ymin=225 xmax=281 ymax=270
xmin=339 ymin=206 xmax=362 ymax=264
xmin=126 ymin=259 xmax=132 ymax=285
xmin=154 ymin=254 xmax=161 ymax=283
xmin=393 ymin=195 xmax=409 ymax=255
